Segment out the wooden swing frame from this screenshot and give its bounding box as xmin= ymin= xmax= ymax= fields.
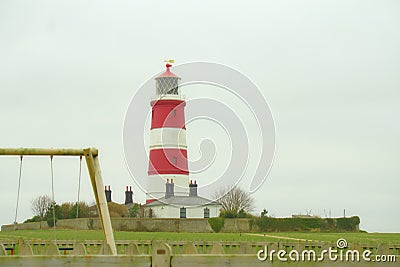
xmin=0 ymin=148 xmax=117 ymax=255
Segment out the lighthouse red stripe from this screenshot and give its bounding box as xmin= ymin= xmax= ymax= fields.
xmin=148 ymin=148 xmax=189 ymax=175
xmin=151 ymin=99 xmax=186 ymax=129
xmin=146 ymin=199 xmax=156 ymax=204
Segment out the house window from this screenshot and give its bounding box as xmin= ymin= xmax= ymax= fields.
xmin=204 ymin=207 xmax=210 ymax=218
xmin=180 ymin=207 xmax=186 ymax=218
xmin=171 ymin=156 xmax=177 ymax=165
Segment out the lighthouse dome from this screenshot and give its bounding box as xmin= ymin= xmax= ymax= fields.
xmin=155 ymin=63 xmax=181 ymax=95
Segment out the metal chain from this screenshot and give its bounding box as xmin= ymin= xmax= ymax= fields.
xmin=50 ymin=155 xmax=56 ymax=242
xmin=74 ymin=155 xmax=83 ymax=244
xmin=14 ymin=155 xmax=23 ymax=227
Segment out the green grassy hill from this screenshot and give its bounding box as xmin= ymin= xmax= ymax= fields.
xmin=1 ymin=230 xmax=399 ymax=245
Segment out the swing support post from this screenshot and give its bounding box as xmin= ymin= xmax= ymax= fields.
xmin=0 ymin=147 xmax=117 ymax=255
xmin=83 ymin=148 xmax=117 ymax=255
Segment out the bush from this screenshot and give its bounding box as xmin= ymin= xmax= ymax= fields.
xmin=336 ymin=216 xmax=360 ymax=231
xmin=46 ymin=217 xmax=57 ymax=227
xmin=249 ymin=218 xmax=256 ymax=230
xmin=255 ymin=216 xmax=360 ymax=232
xmin=45 ymin=203 xmax=61 ymax=227
xmin=237 ymin=209 xmax=247 ymax=218
xmin=25 ymin=200 xmax=92 ymax=222
xmin=128 ymin=203 xmax=141 ymax=218
xmin=209 ymin=217 xmax=225 ymax=233
xmin=24 ymin=215 xmax=42 ymax=223
xmin=70 ymin=202 xmax=91 ymax=218
xmin=108 ymin=202 xmax=129 ymax=217
xmin=87 ymin=218 xmax=94 ymax=230
xmin=59 ymin=202 xmax=73 ymax=219
xmin=220 ymin=210 xmax=237 ymax=218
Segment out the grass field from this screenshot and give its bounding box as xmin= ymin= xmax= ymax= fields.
xmin=1 ymin=230 xmax=399 ymax=245
xmin=249 ymin=232 xmax=400 ymax=245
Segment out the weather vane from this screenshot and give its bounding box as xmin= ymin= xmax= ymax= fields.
xmin=164 ymin=59 xmax=174 ymax=69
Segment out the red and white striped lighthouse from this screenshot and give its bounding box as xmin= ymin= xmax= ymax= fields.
xmin=146 ymin=63 xmax=189 ymax=203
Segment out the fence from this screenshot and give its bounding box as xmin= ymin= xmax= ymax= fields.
xmin=0 ymin=239 xmax=399 ymax=266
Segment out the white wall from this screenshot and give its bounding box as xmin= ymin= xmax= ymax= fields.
xmin=150 ymin=204 xmax=220 ymax=218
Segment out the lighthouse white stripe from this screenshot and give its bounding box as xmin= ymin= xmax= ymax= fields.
xmin=149 ymin=127 xmax=187 ymax=149
xmin=151 ymin=94 xmax=185 ymax=101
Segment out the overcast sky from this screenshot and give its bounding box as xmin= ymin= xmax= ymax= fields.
xmin=0 ymin=0 xmax=399 ymax=232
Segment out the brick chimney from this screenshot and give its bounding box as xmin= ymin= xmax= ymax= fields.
xmin=165 ymin=179 xmax=175 ymax=199
xmin=189 ymin=180 xmax=198 ymax=197
xmin=125 ymin=186 xmax=133 ymax=205
xmin=105 ymin=185 xmax=112 ymax=202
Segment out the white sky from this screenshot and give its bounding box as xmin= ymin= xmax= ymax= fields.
xmin=0 ymin=0 xmax=399 ymax=232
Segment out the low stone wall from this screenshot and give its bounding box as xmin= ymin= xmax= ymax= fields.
xmin=110 ymin=218 xmax=214 ymax=232
xmin=2 ymin=218 xmax=214 ymax=233
xmin=2 ymin=217 xmax=360 ymax=233
xmin=220 ymin=218 xmax=253 ymax=232
xmin=1 ymin=221 xmax=50 ymax=231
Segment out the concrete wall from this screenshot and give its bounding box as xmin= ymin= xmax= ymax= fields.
xmin=1 ymin=221 xmax=50 ymax=231
xmin=110 ymin=218 xmax=214 ymax=232
xmin=2 ymin=218 xmax=359 ymax=233
xmin=221 ymin=218 xmax=253 ymax=233
xmin=2 ymin=218 xmax=214 ymax=233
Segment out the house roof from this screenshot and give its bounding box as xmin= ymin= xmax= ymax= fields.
xmin=145 ymin=195 xmax=220 ymax=207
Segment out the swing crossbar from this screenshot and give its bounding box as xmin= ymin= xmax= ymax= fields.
xmin=0 ymin=148 xmax=98 ymax=156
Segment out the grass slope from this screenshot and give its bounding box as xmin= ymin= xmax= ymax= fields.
xmin=0 ymin=230 xmax=399 ymax=245
xmin=251 ymin=232 xmax=400 ymax=245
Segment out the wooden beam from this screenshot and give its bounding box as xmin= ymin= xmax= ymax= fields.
xmin=0 ymin=148 xmax=98 ymax=157
xmin=83 ymin=148 xmax=117 ymax=255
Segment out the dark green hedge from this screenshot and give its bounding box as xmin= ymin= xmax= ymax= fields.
xmin=208 ymin=217 xmax=225 ymax=233
xmin=255 ymin=216 xmax=360 ymax=232
xmin=336 ymin=216 xmax=360 ymax=231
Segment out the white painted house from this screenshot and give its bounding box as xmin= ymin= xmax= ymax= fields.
xmin=144 ymin=180 xmax=221 ymax=218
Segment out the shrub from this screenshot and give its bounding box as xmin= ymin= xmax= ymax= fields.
xmin=45 ymin=203 xmax=61 ymax=226
xmin=87 ymin=218 xmax=94 ymax=230
xmin=237 ymin=209 xmax=247 ymax=218
xmin=336 ymin=216 xmax=360 ymax=231
xmin=108 ymin=202 xmax=129 ymax=217
xmin=46 ymin=217 xmax=57 ymax=227
xmin=128 ymin=203 xmax=141 ymax=218
xmin=249 ymin=218 xmax=256 ymax=230
xmin=209 ymin=217 xmax=225 ymax=233
xmin=220 ymin=210 xmax=237 ymax=218
xmin=70 ymin=202 xmax=91 ymax=218
xmin=24 ymin=215 xmax=42 ymax=223
xmin=59 ymin=202 xmax=73 ymax=219
xmin=255 ymin=216 xmax=360 ymax=232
